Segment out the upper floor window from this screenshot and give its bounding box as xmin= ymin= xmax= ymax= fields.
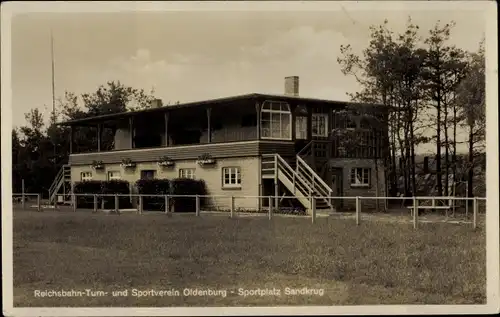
xmin=81 ymin=172 xmax=92 ymax=181
xmin=312 ymin=113 xmax=329 ymax=137
xmin=295 ymin=116 xmax=308 ymax=139
xmin=359 ymin=117 xmax=371 ymax=129
xmin=260 ymin=101 xmax=292 ymax=140
xmin=179 ymin=168 xmax=196 ymax=179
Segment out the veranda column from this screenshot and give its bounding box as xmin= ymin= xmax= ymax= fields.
xmin=207 ymin=108 xmax=212 ymax=143
xmin=255 ymin=101 xmax=261 ymax=139
xmin=164 ymin=112 xmax=169 ymax=146
xmin=129 ymin=117 xmax=134 ymax=149
xmin=97 ymin=123 xmax=102 ymax=152
xmin=69 ymin=126 xmax=74 ymax=154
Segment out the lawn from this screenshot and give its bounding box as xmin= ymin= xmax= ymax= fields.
xmin=13 ymin=209 xmax=486 ymax=306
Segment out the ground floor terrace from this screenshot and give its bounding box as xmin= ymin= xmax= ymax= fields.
xmin=68 ymin=139 xmax=388 ymax=212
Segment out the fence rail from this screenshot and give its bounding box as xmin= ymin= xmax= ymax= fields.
xmin=12 ymin=192 xmax=486 ymax=230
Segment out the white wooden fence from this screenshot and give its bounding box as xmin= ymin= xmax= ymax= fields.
xmin=12 ymin=192 xmax=486 ymax=230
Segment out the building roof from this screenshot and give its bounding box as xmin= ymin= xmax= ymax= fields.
xmin=58 ymin=93 xmax=387 ymax=126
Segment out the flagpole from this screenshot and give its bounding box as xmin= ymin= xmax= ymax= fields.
xmin=51 ymin=30 xmax=56 ymax=122
xmin=50 ymin=30 xmax=57 ymax=165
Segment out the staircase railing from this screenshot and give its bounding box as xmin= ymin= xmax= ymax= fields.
xmin=296 ymin=155 xmax=333 ymax=199
xmin=49 ymin=164 xmax=70 ymax=203
xmin=297 ymin=140 xmax=312 ymax=157
xmin=262 ymin=154 xmax=314 ymax=198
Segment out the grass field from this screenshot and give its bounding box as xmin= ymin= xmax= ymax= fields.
xmin=13 ymin=209 xmax=486 ymax=306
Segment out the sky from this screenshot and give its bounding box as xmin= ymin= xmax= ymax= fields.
xmin=8 ymin=3 xmax=488 ymax=153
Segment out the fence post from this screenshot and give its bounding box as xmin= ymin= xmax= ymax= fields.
xmin=268 ymin=196 xmax=272 ymax=220
xmin=21 ymin=179 xmax=25 ymax=209
xmin=93 ymin=194 xmax=98 ymax=213
xmin=356 ymin=196 xmax=361 ymax=225
xmin=37 ymin=194 xmax=41 ymax=212
xmin=138 ymin=195 xmax=143 ymax=214
xmin=413 ymin=197 xmax=418 ymax=229
xmin=311 ymin=197 xmax=316 ymax=224
xmin=230 ymin=196 xmax=234 ymax=218
xmin=165 ymin=195 xmax=169 ymax=214
xmin=72 ymin=194 xmax=76 ymax=212
xmin=195 ymin=195 xmax=200 ymax=216
xmin=115 ymin=194 xmax=119 ymax=213
xmin=473 ymin=197 xmax=478 ymax=229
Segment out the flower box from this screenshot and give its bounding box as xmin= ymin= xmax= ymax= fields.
xmin=197 ymin=159 xmax=216 ymax=165
xmin=121 ymin=159 xmax=136 ymax=169
xmin=158 ymin=156 xmax=175 ymax=167
xmin=158 ymin=161 xmax=175 ymax=167
xmin=197 ymin=154 xmax=216 ymax=166
xmin=91 ymin=160 xmax=104 ymax=170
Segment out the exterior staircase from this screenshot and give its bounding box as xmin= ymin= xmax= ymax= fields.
xmin=261 ymin=153 xmax=333 ymax=213
xmin=49 ymin=164 xmax=72 ymax=204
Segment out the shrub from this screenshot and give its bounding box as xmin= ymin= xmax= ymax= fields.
xmin=73 ymin=180 xmax=132 ymax=210
xmin=101 ymin=180 xmax=132 ymax=209
xmin=74 ymin=180 xmax=103 ymax=208
xmin=170 ymin=178 xmax=208 ymax=213
xmin=136 ymin=179 xmax=170 ymax=211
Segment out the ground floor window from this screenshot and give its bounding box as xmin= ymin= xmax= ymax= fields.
xmin=179 ymin=168 xmax=196 ymax=179
xmin=222 ymin=167 xmax=241 ymax=188
xmin=80 ymin=172 xmax=93 ymax=181
xmin=107 ymin=171 xmax=121 ymax=180
xmin=350 ymin=168 xmax=370 ymax=187
xmin=140 ymin=170 xmax=156 ymax=180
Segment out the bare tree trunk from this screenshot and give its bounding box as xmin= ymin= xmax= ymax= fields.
xmin=452 ymin=97 xmax=458 ymax=196
xmin=436 ymin=97 xmax=443 ymax=197
xmin=409 ymin=109 xmax=417 ymax=197
xmin=467 ymin=124 xmax=474 ymax=199
xmin=443 ymin=101 xmax=450 ymax=196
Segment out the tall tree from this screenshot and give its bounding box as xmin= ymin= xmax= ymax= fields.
xmin=421 ymin=21 xmax=465 ymax=197
xmin=338 ymin=18 xmax=429 ymax=197
xmin=455 ymin=41 xmax=485 ymax=198
xmin=13 ymin=81 xmax=157 ymax=196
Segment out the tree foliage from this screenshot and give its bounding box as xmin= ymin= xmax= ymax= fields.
xmin=12 ymin=81 xmax=156 ymax=195
xmin=338 ymin=18 xmax=485 ymax=198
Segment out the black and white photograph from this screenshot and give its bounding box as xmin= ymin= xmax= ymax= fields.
xmin=1 ymin=1 xmax=498 ymax=315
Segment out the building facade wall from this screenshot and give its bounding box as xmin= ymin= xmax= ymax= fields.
xmin=329 ymin=158 xmax=387 ymax=210
xmin=71 ymin=156 xmax=261 ymax=211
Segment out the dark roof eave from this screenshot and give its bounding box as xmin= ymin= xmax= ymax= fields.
xmin=56 ymin=93 xmax=390 ymax=126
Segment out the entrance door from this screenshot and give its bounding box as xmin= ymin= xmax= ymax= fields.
xmin=140 ymin=170 xmax=157 ymax=180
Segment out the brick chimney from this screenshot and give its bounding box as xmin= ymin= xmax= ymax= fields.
xmin=150 ymin=99 xmax=163 ymax=108
xmin=284 ymin=76 xmax=299 ymax=96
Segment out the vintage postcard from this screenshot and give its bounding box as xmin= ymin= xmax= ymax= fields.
xmin=1 ymin=1 xmax=498 ymax=316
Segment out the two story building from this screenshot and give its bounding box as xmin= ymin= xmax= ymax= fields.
xmin=52 ymin=77 xmax=389 ymax=212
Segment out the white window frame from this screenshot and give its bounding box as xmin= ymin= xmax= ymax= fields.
xmin=295 ymin=116 xmax=308 ymax=140
xmin=260 ymin=100 xmax=292 ymax=140
xmin=80 ymin=172 xmax=93 ymax=181
xmin=312 ymin=113 xmax=329 ymax=137
xmin=107 ymin=171 xmax=121 ymax=180
xmin=350 ymin=168 xmax=370 ymax=187
xmin=179 ymin=168 xmax=196 ymax=179
xmin=222 ymin=167 xmax=242 ymax=189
